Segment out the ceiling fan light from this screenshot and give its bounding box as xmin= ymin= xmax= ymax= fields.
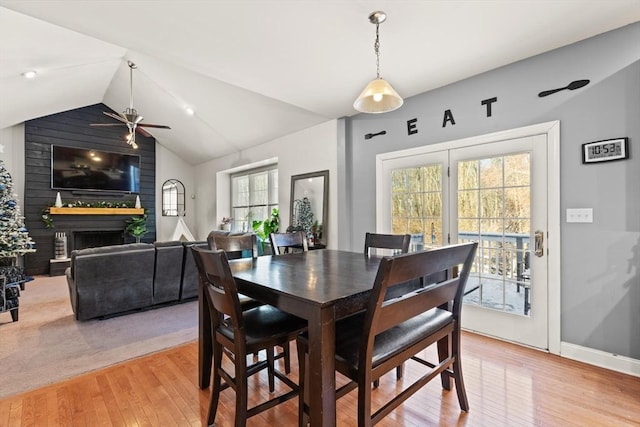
xmin=353 ymin=78 xmax=403 ymax=113
xmin=21 ymin=70 xmax=37 ymax=79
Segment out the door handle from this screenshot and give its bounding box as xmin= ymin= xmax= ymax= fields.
xmin=534 ymin=230 xmax=544 ymax=257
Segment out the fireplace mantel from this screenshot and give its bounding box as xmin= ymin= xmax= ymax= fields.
xmin=49 ymin=207 xmax=144 ymax=215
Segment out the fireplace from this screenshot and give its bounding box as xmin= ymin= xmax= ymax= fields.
xmin=49 ymin=230 xmax=126 ymax=277
xmin=72 ymin=230 xmax=124 ymax=251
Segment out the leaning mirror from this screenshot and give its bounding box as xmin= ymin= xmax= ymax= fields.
xmin=162 ymin=179 xmax=185 ymax=216
xmin=289 ymin=170 xmax=328 ymax=247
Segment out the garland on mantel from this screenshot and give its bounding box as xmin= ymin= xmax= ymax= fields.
xmin=41 ymin=200 xmax=137 ymax=229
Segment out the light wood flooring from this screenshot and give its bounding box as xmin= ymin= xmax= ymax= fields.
xmin=1 ymin=331 xmax=639 ymax=426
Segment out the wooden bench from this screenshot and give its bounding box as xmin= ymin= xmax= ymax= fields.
xmin=297 ymin=242 xmax=478 ymax=426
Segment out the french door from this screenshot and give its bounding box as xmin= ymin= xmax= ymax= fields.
xmin=377 ymin=123 xmax=560 ymax=350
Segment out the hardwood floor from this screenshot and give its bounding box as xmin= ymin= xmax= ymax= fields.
xmin=1 ymin=331 xmax=639 ymax=426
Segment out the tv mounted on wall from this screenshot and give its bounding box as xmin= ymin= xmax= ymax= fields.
xmin=51 ymin=145 xmax=141 ymax=193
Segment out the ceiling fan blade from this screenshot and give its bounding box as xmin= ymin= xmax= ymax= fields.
xmin=103 ymin=111 xmax=128 ymax=124
xmin=138 ymin=123 xmax=172 ymax=129
xmin=90 ymin=123 xmax=127 ymax=127
xmin=135 ymin=127 xmax=152 ymax=137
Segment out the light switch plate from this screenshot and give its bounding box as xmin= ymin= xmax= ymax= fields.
xmin=566 ymin=208 xmax=593 ymax=223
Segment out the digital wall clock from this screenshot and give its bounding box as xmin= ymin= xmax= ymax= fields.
xmin=582 ymin=137 xmax=629 ymax=164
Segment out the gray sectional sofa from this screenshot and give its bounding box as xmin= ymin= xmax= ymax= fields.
xmin=66 ymin=240 xmax=207 ymax=320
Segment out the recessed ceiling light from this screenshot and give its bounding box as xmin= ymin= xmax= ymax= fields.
xmin=22 ymin=70 xmax=37 ymax=79
xmin=185 ymin=107 xmax=195 ymax=116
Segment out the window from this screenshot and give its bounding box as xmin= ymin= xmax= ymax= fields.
xmin=231 ymin=166 xmax=278 ymax=232
xmin=391 ymin=164 xmax=443 ymax=249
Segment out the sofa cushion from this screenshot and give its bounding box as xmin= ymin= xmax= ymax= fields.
xmin=153 ymin=241 xmax=185 ymax=304
xmin=180 ymin=241 xmax=208 ymax=300
xmin=154 ymin=240 xmax=183 ymax=248
xmin=69 ymin=243 xmax=155 ymax=320
xmin=71 ymin=242 xmax=153 ymax=257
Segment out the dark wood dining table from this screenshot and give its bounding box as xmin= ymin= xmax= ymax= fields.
xmin=197 ymin=249 xmax=382 ymax=427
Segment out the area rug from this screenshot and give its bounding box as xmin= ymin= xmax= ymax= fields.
xmin=0 ymin=275 xmax=198 ymax=398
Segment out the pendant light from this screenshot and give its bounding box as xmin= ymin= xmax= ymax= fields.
xmin=353 ymin=11 xmax=403 ymax=114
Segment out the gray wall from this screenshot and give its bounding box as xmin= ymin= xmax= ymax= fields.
xmin=341 ymin=23 xmax=640 ymax=359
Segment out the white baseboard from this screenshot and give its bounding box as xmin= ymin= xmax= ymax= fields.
xmin=561 ymin=342 xmax=640 ymax=377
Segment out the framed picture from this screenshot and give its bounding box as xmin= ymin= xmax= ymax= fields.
xmin=582 ymin=137 xmax=629 ymax=164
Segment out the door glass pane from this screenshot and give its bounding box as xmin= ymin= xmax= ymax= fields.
xmin=460 ymin=152 xmax=531 ymax=317
xmin=458 ymin=189 xmax=478 ymax=218
xmin=391 ymin=164 xmax=443 ymax=248
xmin=458 ymin=160 xmax=479 ymax=190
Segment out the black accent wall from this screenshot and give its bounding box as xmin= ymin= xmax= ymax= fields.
xmin=23 ymin=103 xmax=156 ymax=275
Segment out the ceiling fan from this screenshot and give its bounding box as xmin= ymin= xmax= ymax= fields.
xmin=90 ymin=61 xmax=170 ymax=149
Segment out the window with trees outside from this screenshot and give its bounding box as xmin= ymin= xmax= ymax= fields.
xmin=231 ymin=166 xmax=278 ymax=232
xmin=391 ymin=164 xmax=443 ymax=249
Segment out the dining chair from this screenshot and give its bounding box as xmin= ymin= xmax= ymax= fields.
xmin=207 ymin=231 xmax=263 ymax=309
xmin=191 ymin=246 xmax=307 ymax=427
xmin=364 ymin=232 xmax=411 ymax=385
xmin=270 ymin=231 xmax=308 ymax=255
xmin=363 ymin=232 xmax=411 ymax=256
xmin=207 ymin=230 xmax=293 ymax=371
xmin=207 ymin=230 xmax=259 ymax=260
xmin=268 ymin=231 xmax=310 ymax=372
xmin=296 ymin=242 xmax=478 ymax=427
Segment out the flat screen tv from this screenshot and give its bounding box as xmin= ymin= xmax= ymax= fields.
xmin=51 ymin=145 xmax=141 ymax=193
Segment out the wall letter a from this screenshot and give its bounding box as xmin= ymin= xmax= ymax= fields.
xmin=442 ymin=109 xmax=456 ymax=127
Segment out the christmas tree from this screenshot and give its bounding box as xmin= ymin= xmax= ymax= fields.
xmin=292 ymin=197 xmax=314 ymax=236
xmin=0 ymin=160 xmax=35 ymax=258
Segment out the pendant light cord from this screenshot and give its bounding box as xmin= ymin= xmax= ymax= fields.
xmin=374 ymin=22 xmax=380 ymax=79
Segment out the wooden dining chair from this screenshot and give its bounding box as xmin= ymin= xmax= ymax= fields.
xmin=270 ymin=231 xmax=308 ymax=255
xmin=207 ymin=231 xmax=259 ymax=260
xmin=364 ymin=232 xmax=411 ymax=385
xmin=296 ymin=242 xmax=478 ymax=427
xmin=207 ymin=230 xmax=293 ymax=372
xmin=207 ymin=231 xmax=263 ymax=309
xmin=191 ymin=246 xmax=307 ymax=427
xmin=364 ymin=232 xmax=411 ymax=256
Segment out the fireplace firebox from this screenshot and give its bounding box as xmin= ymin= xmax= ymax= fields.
xmin=72 ymin=230 xmax=124 ymax=252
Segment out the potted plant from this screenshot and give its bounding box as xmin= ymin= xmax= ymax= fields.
xmin=252 ymin=208 xmax=279 ymax=255
xmin=125 ymin=214 xmax=147 ymax=243
xmin=221 ymin=216 xmax=233 ymax=231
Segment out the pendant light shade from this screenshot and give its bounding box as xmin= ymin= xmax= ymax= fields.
xmin=353 ymin=77 xmax=403 ymax=114
xmin=353 ymin=11 xmax=403 ymax=114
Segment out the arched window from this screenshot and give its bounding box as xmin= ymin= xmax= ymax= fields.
xmin=162 ymin=179 xmax=185 ymax=216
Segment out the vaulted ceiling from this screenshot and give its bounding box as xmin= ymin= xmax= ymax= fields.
xmin=1 ymin=1 xmax=639 ymax=165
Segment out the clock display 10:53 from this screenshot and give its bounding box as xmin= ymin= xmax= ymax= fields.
xmin=589 ymin=142 xmax=621 ymax=159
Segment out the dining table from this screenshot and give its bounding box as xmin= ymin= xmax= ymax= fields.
xmin=197 ymin=249 xmax=383 ymax=427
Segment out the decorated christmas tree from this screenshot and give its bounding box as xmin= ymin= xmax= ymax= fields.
xmin=292 ymin=197 xmax=314 ymax=236
xmin=0 ymin=160 xmax=35 ymax=258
